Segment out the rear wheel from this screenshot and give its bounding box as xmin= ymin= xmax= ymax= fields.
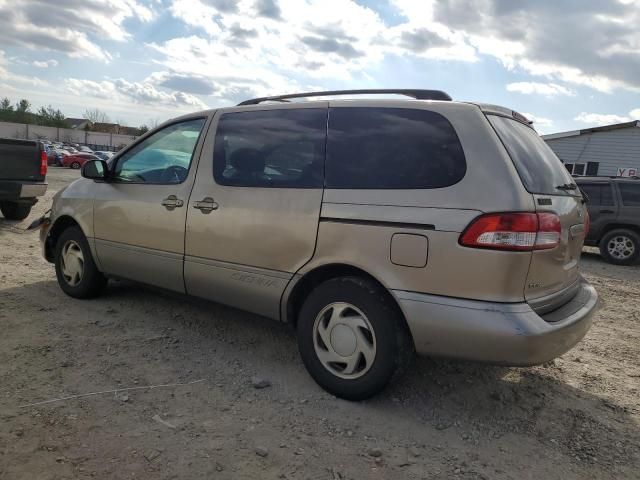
xmin=297 ymin=276 xmax=413 ymax=400
xmin=54 ymin=226 xmax=107 ymax=298
xmin=0 ymin=201 xmax=32 ymax=220
xmin=70 ymin=161 xmax=81 ymax=169
xmin=599 ymin=229 xmax=640 ymax=265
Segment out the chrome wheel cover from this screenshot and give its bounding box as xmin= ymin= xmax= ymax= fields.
xmin=312 ymin=302 xmax=376 ymax=380
xmin=61 ymin=240 xmax=84 ymax=286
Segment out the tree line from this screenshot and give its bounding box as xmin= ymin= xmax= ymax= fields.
xmin=0 ymin=97 xmax=69 ymax=128
xmin=0 ymin=97 xmax=151 ymax=134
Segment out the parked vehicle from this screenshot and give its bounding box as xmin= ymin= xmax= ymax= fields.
xmin=94 ymin=151 xmax=114 ymax=161
xmin=63 ymin=153 xmax=99 ymax=169
xmin=0 ymin=138 xmax=47 ymax=220
xmin=78 ymin=146 xmax=94 ymax=153
xmin=576 ymin=176 xmax=640 ymax=265
xmin=36 ymin=89 xmax=598 ymax=400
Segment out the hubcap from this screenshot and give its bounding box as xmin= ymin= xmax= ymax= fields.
xmin=607 ymin=235 xmax=635 ymax=260
xmin=312 ymin=302 xmax=376 ymax=379
xmin=61 ymin=240 xmax=84 ymax=286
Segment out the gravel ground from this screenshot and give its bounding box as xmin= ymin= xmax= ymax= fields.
xmin=0 ymin=168 xmax=638 ymax=479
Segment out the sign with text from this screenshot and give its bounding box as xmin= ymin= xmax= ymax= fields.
xmin=617 ymin=167 xmax=638 ymax=177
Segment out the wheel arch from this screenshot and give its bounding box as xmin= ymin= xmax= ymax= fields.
xmin=45 ymin=215 xmax=84 ymax=262
xmin=283 ymin=263 xmax=414 ymax=343
xmin=598 ymin=223 xmax=640 ymax=243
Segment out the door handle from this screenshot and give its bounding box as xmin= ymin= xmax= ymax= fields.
xmin=161 ymin=195 xmax=184 ymax=210
xmin=193 ymin=197 xmax=219 ymax=213
xmin=599 ymin=209 xmax=614 ymax=214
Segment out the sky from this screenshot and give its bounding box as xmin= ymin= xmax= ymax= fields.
xmin=0 ymin=0 xmax=639 ymax=133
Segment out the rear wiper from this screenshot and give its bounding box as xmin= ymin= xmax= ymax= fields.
xmin=556 ymin=183 xmax=578 ymax=191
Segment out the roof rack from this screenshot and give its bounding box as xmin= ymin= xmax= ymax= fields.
xmin=237 ymin=89 xmax=452 ymax=106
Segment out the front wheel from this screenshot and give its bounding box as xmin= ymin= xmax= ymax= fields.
xmin=55 ymin=226 xmax=107 ymax=298
xmin=0 ymin=201 xmax=32 ymax=220
xmin=599 ymin=229 xmax=640 ymax=265
xmin=297 ymin=276 xmax=413 ymax=400
xmin=70 ymin=161 xmax=81 ymax=169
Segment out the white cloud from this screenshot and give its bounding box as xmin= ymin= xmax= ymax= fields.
xmin=0 ymin=0 xmax=154 ymax=61
xmin=0 ymin=50 xmax=49 ymax=88
xmin=522 ymin=112 xmax=553 ymax=128
xmin=507 ymin=82 xmax=574 ymax=97
xmin=32 ymin=59 xmax=59 ymax=68
xmin=630 ymin=109 xmax=640 ymax=120
xmin=64 ymin=77 xmax=207 ymax=109
xmin=574 ymin=112 xmax=632 ymax=125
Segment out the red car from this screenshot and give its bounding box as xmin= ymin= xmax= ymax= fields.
xmin=63 ymin=153 xmax=99 ymax=169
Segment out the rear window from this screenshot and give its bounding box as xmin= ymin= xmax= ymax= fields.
xmin=488 ymin=116 xmax=575 ymax=195
xmin=619 ymin=183 xmax=640 ymax=206
xmin=326 ymin=107 xmax=466 ymax=189
xmin=579 ymin=183 xmax=614 ymax=206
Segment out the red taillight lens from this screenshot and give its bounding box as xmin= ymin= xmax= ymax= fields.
xmin=40 ymin=151 xmax=48 ymax=176
xmin=459 ymin=212 xmax=561 ymax=251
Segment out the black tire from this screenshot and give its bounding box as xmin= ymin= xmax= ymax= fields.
xmin=70 ymin=161 xmax=81 ymax=169
xmin=0 ymin=201 xmax=32 ymax=220
xmin=297 ymin=276 xmax=413 ymax=401
xmin=54 ymin=226 xmax=107 ymax=298
xmin=599 ymin=229 xmax=640 ymax=266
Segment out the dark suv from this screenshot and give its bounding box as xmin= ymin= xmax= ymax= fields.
xmin=576 ymin=177 xmax=640 ymax=265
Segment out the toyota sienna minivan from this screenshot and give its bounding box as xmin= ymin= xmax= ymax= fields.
xmin=37 ymin=89 xmax=598 ymax=400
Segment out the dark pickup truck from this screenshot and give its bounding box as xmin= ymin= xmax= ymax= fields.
xmin=576 ymin=176 xmax=640 ymax=265
xmin=0 ymin=138 xmax=48 ymax=220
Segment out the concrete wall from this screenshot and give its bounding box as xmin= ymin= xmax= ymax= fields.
xmin=0 ymin=121 xmax=138 ymax=150
xmin=545 ymin=126 xmax=640 ymax=176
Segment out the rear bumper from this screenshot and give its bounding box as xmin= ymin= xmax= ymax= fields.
xmin=0 ymin=181 xmax=47 ymax=201
xmin=393 ymin=276 xmax=598 ymax=366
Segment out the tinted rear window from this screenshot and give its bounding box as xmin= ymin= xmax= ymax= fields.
xmin=326 ymin=107 xmax=466 ymax=189
xmin=488 ymin=115 xmax=574 ymax=195
xmin=619 ymin=183 xmax=640 ymax=206
xmin=213 ymin=109 xmax=327 ymax=188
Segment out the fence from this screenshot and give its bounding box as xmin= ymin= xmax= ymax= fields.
xmin=0 ymin=121 xmax=138 ymax=151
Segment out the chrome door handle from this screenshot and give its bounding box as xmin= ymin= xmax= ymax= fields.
xmin=193 ymin=197 xmax=218 ymax=213
xmin=161 ymin=195 xmax=184 ymax=210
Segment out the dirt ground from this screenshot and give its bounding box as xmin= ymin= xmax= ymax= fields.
xmin=1 ymin=168 xmax=638 ymax=479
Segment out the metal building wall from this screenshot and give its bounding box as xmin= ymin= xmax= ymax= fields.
xmin=545 ymin=126 xmax=640 ymax=176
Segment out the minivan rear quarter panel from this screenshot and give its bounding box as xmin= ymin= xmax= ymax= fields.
xmin=313 ymin=100 xmax=536 ymax=302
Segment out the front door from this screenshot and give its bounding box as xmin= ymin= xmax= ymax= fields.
xmin=93 ymin=117 xmax=209 ymax=292
xmin=184 ymin=105 xmax=328 ymax=319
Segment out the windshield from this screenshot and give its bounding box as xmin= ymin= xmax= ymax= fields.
xmin=488 ymin=115 xmax=575 ymax=195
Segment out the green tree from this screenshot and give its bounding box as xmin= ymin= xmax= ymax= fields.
xmin=137 ymin=124 xmax=149 ymax=135
xmin=16 ymin=99 xmax=31 ymax=113
xmin=0 ymin=97 xmax=13 ymax=111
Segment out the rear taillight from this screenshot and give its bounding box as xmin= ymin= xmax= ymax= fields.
xmin=459 ymin=212 xmax=561 ymax=251
xmin=40 ymin=151 xmax=47 ymax=176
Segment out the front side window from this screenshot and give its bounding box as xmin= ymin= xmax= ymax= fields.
xmin=326 ymin=108 xmax=466 ymax=189
xmin=213 ymin=109 xmax=327 ymax=188
xmin=113 ymin=118 xmax=206 ymax=184
xmin=619 ymin=183 xmax=640 ymax=206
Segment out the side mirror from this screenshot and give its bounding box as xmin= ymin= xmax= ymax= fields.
xmin=81 ymin=160 xmax=108 ymax=180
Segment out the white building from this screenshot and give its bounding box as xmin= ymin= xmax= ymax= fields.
xmin=543 ymin=121 xmax=640 ymax=177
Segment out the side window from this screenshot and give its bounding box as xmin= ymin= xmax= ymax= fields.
xmin=113 ymin=118 xmax=206 ymax=184
xmin=580 ymin=184 xmax=614 ymax=206
xmin=619 ymin=183 xmax=640 ymax=206
xmin=213 ymin=109 xmax=327 ymax=188
xmin=326 ymin=108 xmax=466 ymax=189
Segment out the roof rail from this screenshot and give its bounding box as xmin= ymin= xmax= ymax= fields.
xmin=237 ymin=89 xmax=452 ymax=106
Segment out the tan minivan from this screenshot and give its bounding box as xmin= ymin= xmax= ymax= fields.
xmin=38 ymin=90 xmax=598 ymax=400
